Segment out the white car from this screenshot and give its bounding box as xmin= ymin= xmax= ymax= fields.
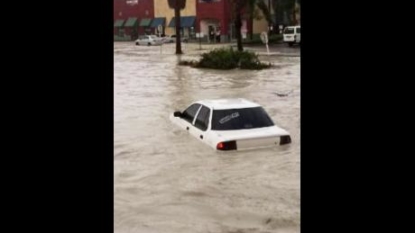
xmin=283 ymin=26 xmax=301 ymax=47
xmin=170 ymin=98 xmax=291 ymax=151
xmin=135 ymin=35 xmax=163 ymax=46
xmin=161 ymin=35 xmax=175 ymax=43
xmin=170 ymin=35 xmax=189 ymax=43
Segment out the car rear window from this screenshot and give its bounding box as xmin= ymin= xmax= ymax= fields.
xmin=284 ymin=28 xmax=295 ymax=34
xmin=211 ymin=107 xmax=274 ymax=130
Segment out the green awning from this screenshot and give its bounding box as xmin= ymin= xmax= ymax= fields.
xmin=114 ymin=19 xmax=125 ymax=27
xmin=168 ymin=16 xmax=196 ymax=28
xmin=150 ymin=17 xmax=166 ymax=28
xmin=139 ymin=18 xmax=152 ymax=27
xmin=124 ymin=17 xmax=138 ymax=27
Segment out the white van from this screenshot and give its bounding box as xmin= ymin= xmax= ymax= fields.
xmin=283 ymin=26 xmax=301 ymax=47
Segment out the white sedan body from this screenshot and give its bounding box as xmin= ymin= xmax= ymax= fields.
xmin=170 ymin=99 xmax=291 ymax=151
xmin=135 ymin=35 xmax=163 ymax=46
xmin=161 ymin=35 xmax=175 ymax=43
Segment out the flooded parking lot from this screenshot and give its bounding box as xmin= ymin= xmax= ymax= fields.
xmin=114 ymin=42 xmax=300 ymax=233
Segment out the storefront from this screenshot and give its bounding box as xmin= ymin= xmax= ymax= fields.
xmin=150 ymin=17 xmax=166 ymax=35
xmin=124 ymin=17 xmax=138 ymax=40
xmin=196 ymin=0 xmax=232 ymax=42
xmin=139 ymin=18 xmax=153 ymax=35
xmin=168 ymin=16 xmax=196 ymax=38
xmin=114 ymin=0 xmax=154 ymax=40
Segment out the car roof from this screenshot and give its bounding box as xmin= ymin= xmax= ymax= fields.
xmin=196 ymin=98 xmax=260 ymax=110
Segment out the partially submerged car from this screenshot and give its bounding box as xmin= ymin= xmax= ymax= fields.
xmin=170 ymin=98 xmax=291 ymax=151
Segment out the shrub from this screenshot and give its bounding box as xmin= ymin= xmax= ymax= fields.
xmin=197 ymin=48 xmax=239 ymax=69
xmin=178 ymin=60 xmax=198 ymax=67
xmin=179 ymin=47 xmax=271 ymax=70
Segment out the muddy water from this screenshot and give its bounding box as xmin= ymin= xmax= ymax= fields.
xmin=114 ymin=42 xmax=300 ymax=233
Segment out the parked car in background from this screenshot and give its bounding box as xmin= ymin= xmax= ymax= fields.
xmin=161 ymin=35 xmax=175 ymax=43
xmin=283 ymin=26 xmax=301 ymax=47
xmin=135 ymin=35 xmax=163 ymax=46
xmin=170 ymin=35 xmax=189 ymax=43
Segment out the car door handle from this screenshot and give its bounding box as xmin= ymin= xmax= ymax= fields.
xmin=200 ymin=135 xmax=203 ymax=139
xmin=186 ymin=127 xmax=189 ymax=130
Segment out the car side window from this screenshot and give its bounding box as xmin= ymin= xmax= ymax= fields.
xmin=194 ymin=106 xmax=210 ymax=131
xmin=296 ymin=28 xmax=301 ymax=34
xmin=181 ymin=104 xmax=201 ymax=124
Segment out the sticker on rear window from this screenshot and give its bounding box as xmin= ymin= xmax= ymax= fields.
xmin=219 ymin=112 xmax=240 ymax=124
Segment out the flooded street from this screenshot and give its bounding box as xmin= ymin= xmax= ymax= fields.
xmin=114 ymin=42 xmax=300 ymax=233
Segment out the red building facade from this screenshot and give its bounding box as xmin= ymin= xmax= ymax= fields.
xmin=114 ymin=0 xmax=154 ymax=40
xmin=196 ymin=0 xmax=251 ymax=42
xmin=113 ymin=0 xmax=253 ymax=42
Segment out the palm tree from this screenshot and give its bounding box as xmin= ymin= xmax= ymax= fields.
xmin=256 ymin=0 xmax=273 ymax=27
xmin=231 ymin=0 xmax=245 ymax=51
xmin=231 ymin=0 xmax=272 ymax=51
xmin=247 ymin=0 xmax=256 ymax=40
xmin=293 ymin=0 xmax=300 ymax=25
xmin=247 ymin=0 xmax=275 ymax=40
xmin=168 ymin=0 xmax=186 ymax=54
xmin=272 ymin=0 xmax=297 ymax=28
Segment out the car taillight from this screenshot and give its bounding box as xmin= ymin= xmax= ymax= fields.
xmin=217 ymin=141 xmax=237 ymax=151
xmin=280 ymin=135 xmax=291 ymax=145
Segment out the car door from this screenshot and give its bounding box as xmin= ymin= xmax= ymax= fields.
xmin=139 ymin=36 xmax=146 ymax=45
xmin=178 ymin=103 xmax=202 ymax=134
xmin=190 ymin=105 xmax=211 ymax=143
xmin=145 ymin=36 xmax=151 ymax=44
xmin=296 ymin=27 xmax=301 ymax=43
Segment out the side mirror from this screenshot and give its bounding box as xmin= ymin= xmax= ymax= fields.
xmin=173 ymin=111 xmax=182 ymax=117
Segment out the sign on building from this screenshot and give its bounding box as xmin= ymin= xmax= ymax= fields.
xmin=126 ymin=0 xmax=138 ymax=6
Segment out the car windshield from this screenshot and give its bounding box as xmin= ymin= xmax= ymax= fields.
xmin=211 ymin=107 xmax=274 ymax=130
xmin=284 ymin=28 xmax=295 ymax=34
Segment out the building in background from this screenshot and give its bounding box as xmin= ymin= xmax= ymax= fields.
xmin=196 ymin=0 xmax=234 ymax=43
xmin=114 ymin=0 xmax=271 ymax=42
xmin=114 ymin=0 xmax=154 ymax=41
xmin=164 ymin=0 xmax=197 ymax=38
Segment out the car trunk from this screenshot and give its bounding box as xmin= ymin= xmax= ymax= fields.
xmin=237 ymin=135 xmax=281 ymax=150
xmin=214 ymin=126 xmax=290 ymax=150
